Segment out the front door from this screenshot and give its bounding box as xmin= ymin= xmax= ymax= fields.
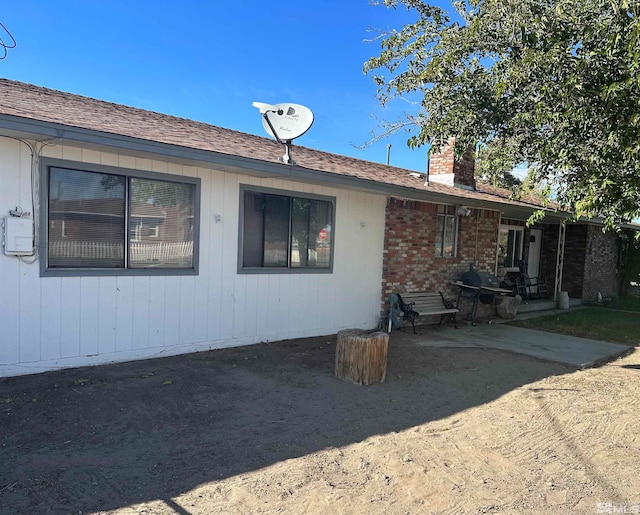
xmin=527 ymin=228 xmax=542 ymax=293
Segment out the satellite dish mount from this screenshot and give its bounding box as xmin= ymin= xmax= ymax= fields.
xmin=252 ymin=102 xmax=314 ymax=165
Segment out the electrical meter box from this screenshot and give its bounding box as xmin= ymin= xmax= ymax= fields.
xmin=3 ymin=216 xmax=34 ymax=256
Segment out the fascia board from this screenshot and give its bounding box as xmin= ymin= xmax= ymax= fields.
xmin=0 ymin=114 xmax=287 ymax=177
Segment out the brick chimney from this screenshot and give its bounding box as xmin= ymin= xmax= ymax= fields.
xmin=428 ymin=138 xmax=476 ymax=190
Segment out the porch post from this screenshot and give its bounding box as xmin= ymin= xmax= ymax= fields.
xmin=554 ymin=222 xmax=566 ymax=300
xmin=494 ymin=213 xmax=503 ymax=275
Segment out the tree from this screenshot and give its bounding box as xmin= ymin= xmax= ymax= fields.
xmin=475 ymin=138 xmax=522 ymax=189
xmin=364 ymin=0 xmax=640 ymax=229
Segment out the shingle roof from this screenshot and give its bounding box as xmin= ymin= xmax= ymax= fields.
xmin=0 ymin=78 xmax=549 ymax=212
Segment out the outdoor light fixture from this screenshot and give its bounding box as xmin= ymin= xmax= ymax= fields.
xmin=457 ymin=206 xmax=472 ymax=217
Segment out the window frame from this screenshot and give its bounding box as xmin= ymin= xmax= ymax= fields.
xmin=40 ymin=158 xmax=200 ymax=277
xmin=498 ymin=224 xmax=525 ymax=269
xmin=238 ymin=184 xmax=336 ymax=274
xmin=434 ymin=205 xmax=459 ymax=258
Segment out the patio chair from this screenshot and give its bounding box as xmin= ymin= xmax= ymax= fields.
xmin=515 ymin=275 xmax=529 ymax=298
xmin=534 ymin=276 xmax=549 ymax=298
xmin=517 ymin=274 xmax=549 ymax=299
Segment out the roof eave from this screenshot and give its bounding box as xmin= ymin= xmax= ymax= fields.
xmin=0 ymin=114 xmax=570 ymax=221
xmin=0 ymin=113 xmax=295 ymax=177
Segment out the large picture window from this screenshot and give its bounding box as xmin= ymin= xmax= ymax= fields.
xmin=43 ymin=161 xmax=199 ymax=276
xmin=240 ymin=187 xmax=334 ymax=272
xmin=435 ymin=205 xmax=458 ymax=257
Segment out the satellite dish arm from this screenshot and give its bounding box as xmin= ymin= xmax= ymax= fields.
xmin=261 ymin=112 xmax=285 ymax=144
xmin=262 ymin=112 xmax=294 ymax=164
xmin=252 ymin=101 xmax=287 ymax=143
xmin=259 ymin=110 xmax=295 ymax=164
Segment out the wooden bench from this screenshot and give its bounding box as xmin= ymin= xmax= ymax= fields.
xmin=387 ymin=292 xmax=459 ymax=333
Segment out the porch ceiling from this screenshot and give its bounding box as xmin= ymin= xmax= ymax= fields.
xmin=498 ymin=205 xmax=570 ymax=224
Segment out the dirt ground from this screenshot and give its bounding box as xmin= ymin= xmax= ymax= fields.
xmin=1 ymin=327 xmax=639 ymax=514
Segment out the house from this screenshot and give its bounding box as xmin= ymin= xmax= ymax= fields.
xmin=0 ymin=79 xmax=630 ymax=377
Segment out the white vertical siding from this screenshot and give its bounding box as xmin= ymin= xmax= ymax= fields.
xmin=0 ymin=140 xmax=28 ymax=367
xmin=148 ymin=277 xmax=166 ymax=348
xmin=98 ymin=276 xmax=118 ymax=355
xmin=40 ymin=276 xmax=61 ymax=361
xmin=131 ymin=276 xmax=150 ymax=350
xmin=60 ymin=277 xmax=81 ymax=357
xmin=0 ymin=140 xmax=387 ymax=376
xmin=79 ymin=277 xmax=100 ymax=357
xmin=115 ymin=276 xmax=134 ymax=352
xmin=18 ymin=259 xmax=42 ymax=363
xmin=0 ymin=255 xmax=20 ymax=365
xmin=163 ymin=276 xmax=181 ymax=348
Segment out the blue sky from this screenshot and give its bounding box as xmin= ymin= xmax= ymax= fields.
xmin=1 ymin=1 xmax=436 ymax=172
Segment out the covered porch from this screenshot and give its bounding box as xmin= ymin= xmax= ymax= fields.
xmin=496 ymin=215 xmax=623 ymax=304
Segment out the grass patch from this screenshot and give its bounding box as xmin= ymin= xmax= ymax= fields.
xmin=510 ymin=307 xmax=640 ymax=345
xmin=604 ymin=296 xmax=640 ymax=312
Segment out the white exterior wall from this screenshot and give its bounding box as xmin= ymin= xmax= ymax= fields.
xmin=0 ymin=139 xmax=387 ymax=377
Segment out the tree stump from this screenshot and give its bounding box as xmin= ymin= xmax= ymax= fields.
xmin=334 ymin=329 xmax=389 ymax=385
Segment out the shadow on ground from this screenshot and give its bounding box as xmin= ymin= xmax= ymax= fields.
xmin=0 ymin=328 xmax=571 ymax=513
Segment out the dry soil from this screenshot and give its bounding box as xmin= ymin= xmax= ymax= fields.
xmin=1 ymin=328 xmax=638 ymax=514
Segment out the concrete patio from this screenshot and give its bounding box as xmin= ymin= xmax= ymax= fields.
xmin=393 ymin=307 xmax=634 ymax=369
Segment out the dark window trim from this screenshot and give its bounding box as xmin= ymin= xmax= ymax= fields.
xmin=39 ymin=157 xmax=200 ymax=277
xmin=435 ymin=206 xmax=459 ymax=258
xmin=238 ymin=184 xmax=336 ymax=274
xmin=498 ymin=224 xmax=525 ymax=269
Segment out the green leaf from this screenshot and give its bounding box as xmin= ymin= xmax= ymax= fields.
xmin=366 ymin=0 xmax=640 ymax=226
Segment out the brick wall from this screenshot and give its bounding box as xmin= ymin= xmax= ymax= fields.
xmin=539 ymin=223 xmax=587 ymax=298
xmin=381 ymin=200 xmax=620 ymax=313
xmin=539 ymin=224 xmax=558 ymax=296
xmin=537 ymin=223 xmax=620 ymax=300
xmin=562 ymin=224 xmax=588 ymax=298
xmin=381 ymin=197 xmax=500 ymax=320
xmin=582 ymin=225 xmax=620 ymax=300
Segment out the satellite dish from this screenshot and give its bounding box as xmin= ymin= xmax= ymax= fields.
xmin=252 ymin=101 xmax=314 ymax=164
xmin=254 ymin=102 xmax=314 ymax=141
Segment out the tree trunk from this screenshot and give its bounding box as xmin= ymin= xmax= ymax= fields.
xmin=334 ymin=329 xmax=389 ymax=385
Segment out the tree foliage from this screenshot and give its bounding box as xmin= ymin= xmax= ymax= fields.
xmin=475 ymin=138 xmax=522 ymax=188
xmin=619 ymin=232 xmax=640 ymax=296
xmin=364 ymin=0 xmax=640 ymax=229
